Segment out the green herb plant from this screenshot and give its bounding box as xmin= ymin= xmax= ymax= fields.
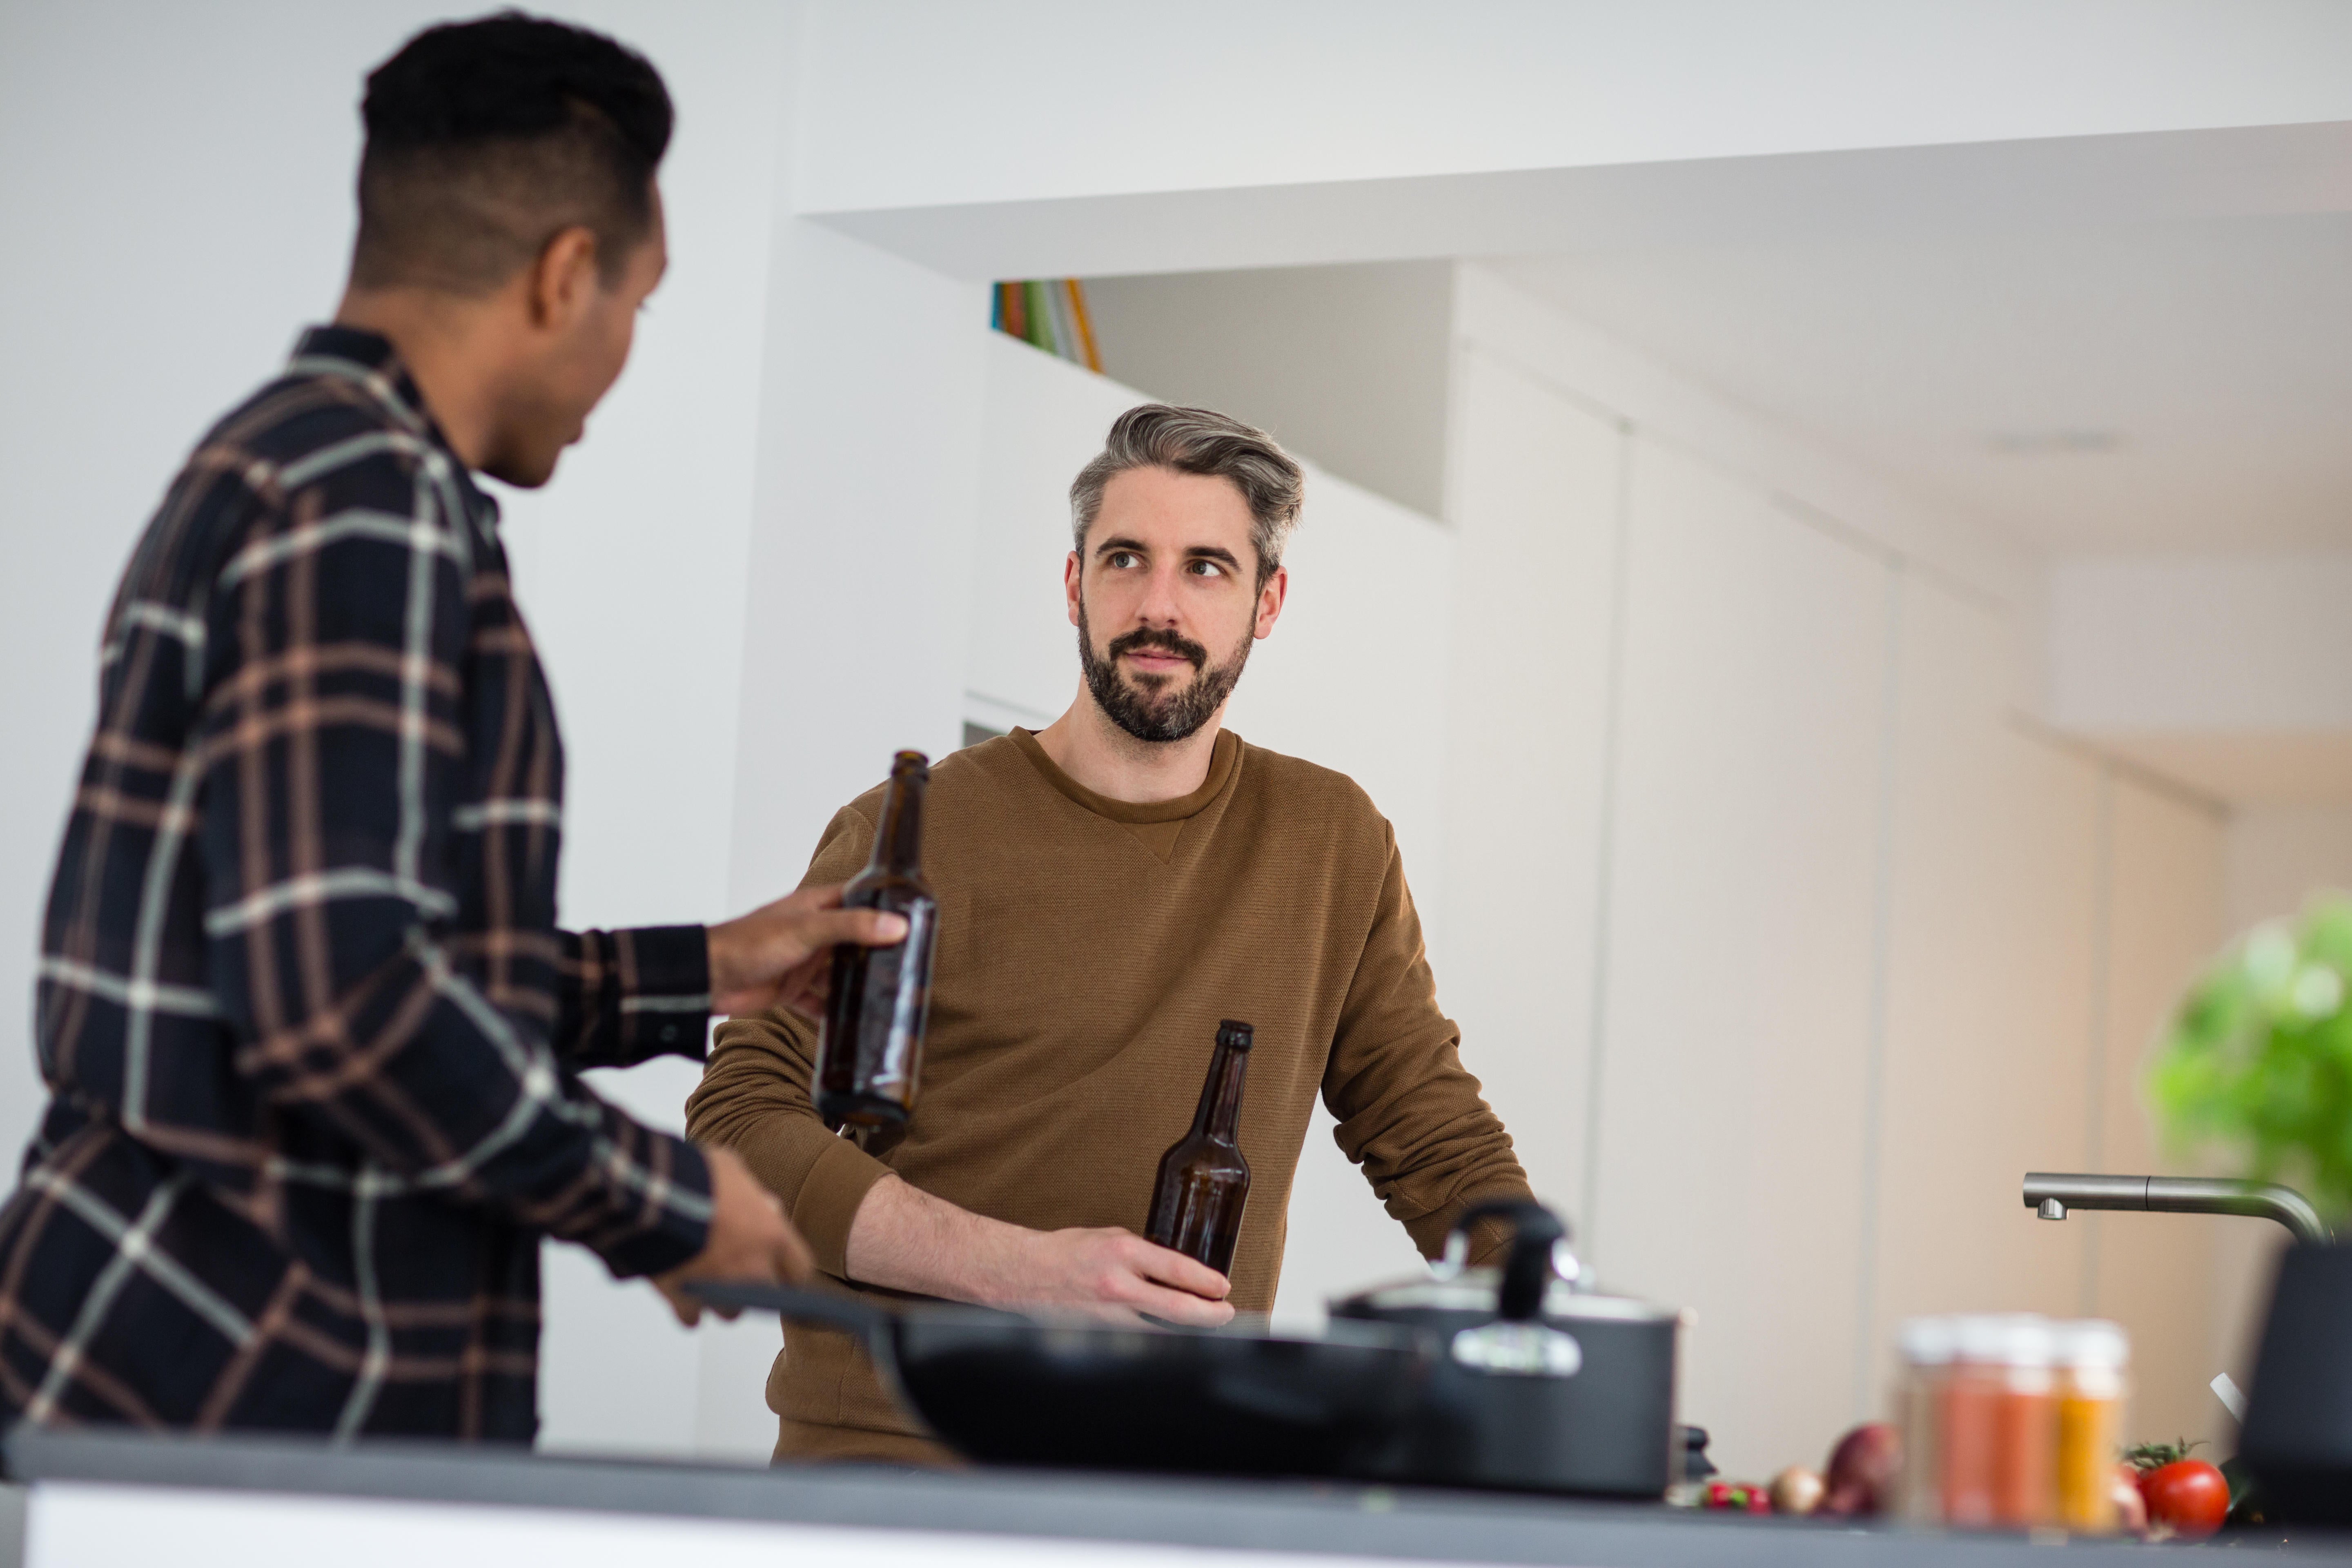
xmin=2150 ymin=895 xmax=2352 ymax=1223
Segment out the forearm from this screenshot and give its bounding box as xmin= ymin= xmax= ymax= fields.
xmin=840 ymin=1175 xmax=1234 ymax=1326
xmin=842 ymin=1173 xmax=1042 ymax=1305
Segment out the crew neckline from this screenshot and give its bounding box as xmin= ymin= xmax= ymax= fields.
xmin=1009 ymin=727 xmax=1241 ymax=824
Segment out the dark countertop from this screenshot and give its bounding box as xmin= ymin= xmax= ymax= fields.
xmin=5 ymin=1424 xmax=2347 ymax=1567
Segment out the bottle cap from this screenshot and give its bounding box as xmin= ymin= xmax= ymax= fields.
xmin=1216 ymin=1020 xmax=1254 ymax=1051
xmin=1951 ymin=1314 xmax=2011 ymax=1364
xmin=1898 ymin=1316 xmax=1958 ymax=1367
xmin=2055 ymin=1319 xmax=2131 ymax=1370
xmin=1997 ymin=1314 xmax=2056 ymax=1369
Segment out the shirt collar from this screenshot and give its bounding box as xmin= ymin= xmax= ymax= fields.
xmin=287 ymin=324 xmax=500 ymax=530
xmin=287 ymin=325 xmax=433 ymax=430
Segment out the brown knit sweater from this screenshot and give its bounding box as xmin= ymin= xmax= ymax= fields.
xmin=686 ymin=728 xmax=1532 ymax=1462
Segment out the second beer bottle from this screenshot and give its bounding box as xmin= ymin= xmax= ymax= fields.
xmin=1144 ymin=1019 xmax=1254 ymax=1274
xmin=815 ymin=750 xmax=938 ymax=1130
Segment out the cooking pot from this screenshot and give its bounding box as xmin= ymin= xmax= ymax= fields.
xmin=695 ymin=1199 xmax=1682 ymax=1498
xmin=1330 ymin=1198 xmax=1683 ymax=1497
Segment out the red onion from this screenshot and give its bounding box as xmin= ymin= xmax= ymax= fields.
xmin=1818 ymin=1422 xmax=1902 ymax=1517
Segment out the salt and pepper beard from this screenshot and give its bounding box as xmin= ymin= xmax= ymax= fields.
xmin=1076 ymin=598 xmax=1255 ymax=744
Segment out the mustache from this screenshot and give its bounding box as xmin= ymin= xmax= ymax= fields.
xmin=1107 ymin=626 xmax=1209 ymax=670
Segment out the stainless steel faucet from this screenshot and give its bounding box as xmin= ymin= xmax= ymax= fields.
xmin=2023 ymin=1172 xmax=2331 ymax=1245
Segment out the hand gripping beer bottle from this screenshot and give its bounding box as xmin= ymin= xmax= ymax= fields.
xmin=815 ymin=751 xmax=938 ymax=1130
xmin=1144 ymin=1020 xmax=1254 ymax=1274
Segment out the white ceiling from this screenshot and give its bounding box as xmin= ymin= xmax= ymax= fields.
xmin=1494 ymin=212 xmax=2352 ymax=556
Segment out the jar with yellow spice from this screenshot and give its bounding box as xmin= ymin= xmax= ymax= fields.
xmin=2054 ymin=1320 xmax=2132 ymax=1532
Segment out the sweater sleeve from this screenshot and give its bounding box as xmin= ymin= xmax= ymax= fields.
xmin=1322 ymin=822 xmax=1535 ymax=1267
xmin=684 ymin=804 xmax=891 ymax=1276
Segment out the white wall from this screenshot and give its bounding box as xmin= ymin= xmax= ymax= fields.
xmin=2228 ymin=807 xmax=2352 ymax=927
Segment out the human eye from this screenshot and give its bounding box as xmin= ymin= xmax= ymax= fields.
xmin=1187 ymin=558 xmax=1225 ymax=578
xmin=1107 ymin=550 xmax=1140 ymax=569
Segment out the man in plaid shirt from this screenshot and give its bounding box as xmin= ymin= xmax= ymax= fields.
xmin=0 ymin=16 xmax=904 ymax=1440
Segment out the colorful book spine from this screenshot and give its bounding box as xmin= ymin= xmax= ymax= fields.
xmin=1064 ymin=279 xmax=1102 ymax=372
xmin=1023 ymin=279 xmax=1057 ymax=355
xmin=992 ymin=278 xmax=1103 ymax=374
xmin=1044 ymin=280 xmax=1079 ymax=365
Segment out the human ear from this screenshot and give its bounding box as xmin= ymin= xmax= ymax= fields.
xmin=1253 ymin=565 xmax=1288 ymax=639
xmin=528 ymin=225 xmax=601 ymax=330
xmin=1064 ymin=551 xmax=1083 ymax=628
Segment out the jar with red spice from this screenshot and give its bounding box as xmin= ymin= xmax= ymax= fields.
xmin=1989 ymin=1315 xmax=2058 ymax=1527
xmin=1939 ymin=1315 xmax=2008 ymax=1526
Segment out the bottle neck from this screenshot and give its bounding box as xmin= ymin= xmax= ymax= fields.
xmin=1192 ymin=1038 xmax=1250 ymax=1141
xmin=868 ymin=762 xmax=927 ymax=877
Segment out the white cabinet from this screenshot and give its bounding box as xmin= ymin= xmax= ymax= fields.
xmin=1869 ymin=579 xmax=2102 ymax=1414
xmin=1434 ymin=349 xmax=1625 ymax=1221
xmin=1588 ymin=438 xmax=1892 ymax=1481
xmin=2089 ymin=777 xmax=2229 ymax=1448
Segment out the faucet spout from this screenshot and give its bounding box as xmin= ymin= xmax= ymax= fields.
xmin=2022 ymin=1172 xmax=2331 ymax=1245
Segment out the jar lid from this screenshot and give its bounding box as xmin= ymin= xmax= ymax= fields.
xmin=1951 ymin=1314 xmax=2013 ymax=1363
xmin=1898 ymin=1316 xmax=1957 ymax=1366
xmin=1997 ymin=1314 xmax=2056 ymax=1368
xmin=2056 ymin=1318 xmax=2131 ymax=1370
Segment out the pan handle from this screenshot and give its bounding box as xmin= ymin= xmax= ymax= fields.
xmin=1451 ymin=1199 xmax=1567 ymax=1323
xmin=685 ymin=1281 xmax=894 ymax=1343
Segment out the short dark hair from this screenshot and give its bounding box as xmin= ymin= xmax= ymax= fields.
xmin=351 ymin=11 xmax=672 ymax=294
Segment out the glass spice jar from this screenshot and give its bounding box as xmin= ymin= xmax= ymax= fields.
xmin=2054 ymin=1320 xmax=2130 ymax=1533
xmin=1989 ymin=1315 xmax=2058 ymax=1528
xmin=1897 ymin=1316 xmax=1956 ymax=1523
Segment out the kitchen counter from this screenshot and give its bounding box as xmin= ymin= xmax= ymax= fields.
xmin=4 ymin=1424 xmax=2348 ymax=1568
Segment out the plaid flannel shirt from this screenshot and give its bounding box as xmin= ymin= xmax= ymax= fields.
xmin=0 ymin=326 xmax=715 ymax=1441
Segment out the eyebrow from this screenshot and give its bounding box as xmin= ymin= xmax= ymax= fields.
xmin=1094 ymin=535 xmax=1245 ymax=572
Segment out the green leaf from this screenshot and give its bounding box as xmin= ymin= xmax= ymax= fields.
xmin=2148 ymin=894 xmax=2352 ymax=1221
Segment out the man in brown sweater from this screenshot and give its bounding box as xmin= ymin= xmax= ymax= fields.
xmin=688 ymin=404 xmax=1534 ymax=1463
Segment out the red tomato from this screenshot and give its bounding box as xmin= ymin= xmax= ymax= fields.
xmin=2138 ymin=1459 xmax=2228 ymax=1537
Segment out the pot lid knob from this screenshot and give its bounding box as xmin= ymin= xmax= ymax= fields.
xmin=1450 ymin=1199 xmax=1570 ymax=1322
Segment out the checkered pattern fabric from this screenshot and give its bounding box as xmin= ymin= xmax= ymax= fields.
xmin=0 ymin=327 xmax=715 ymax=1441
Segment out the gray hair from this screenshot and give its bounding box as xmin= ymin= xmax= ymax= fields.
xmin=1069 ymin=404 xmax=1304 ymax=585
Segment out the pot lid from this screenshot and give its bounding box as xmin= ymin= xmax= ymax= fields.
xmin=1335 ymin=1270 xmax=1681 ymax=1324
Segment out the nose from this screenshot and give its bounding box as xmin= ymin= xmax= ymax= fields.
xmin=1133 ymin=559 xmax=1187 ymax=627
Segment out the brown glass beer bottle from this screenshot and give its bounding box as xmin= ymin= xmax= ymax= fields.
xmin=1144 ymin=1019 xmax=1253 ymax=1274
xmin=815 ymin=751 xmax=938 ymax=1129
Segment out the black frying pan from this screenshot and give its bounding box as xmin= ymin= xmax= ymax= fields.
xmin=690 ymin=1282 xmax=1449 ymax=1479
